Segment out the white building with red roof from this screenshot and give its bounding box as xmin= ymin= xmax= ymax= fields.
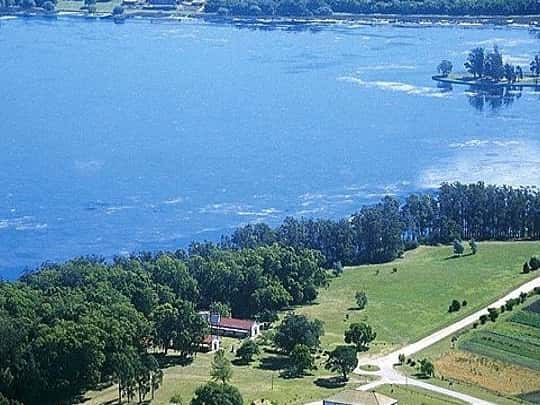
xmin=199 ymin=311 xmax=261 ymax=338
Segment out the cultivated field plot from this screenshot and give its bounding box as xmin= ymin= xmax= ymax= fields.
xmin=458 ymin=299 xmax=540 ymax=372
xmin=434 ymin=350 xmax=540 ymax=396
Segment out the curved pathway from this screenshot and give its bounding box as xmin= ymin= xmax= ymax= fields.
xmin=352 ymin=274 xmax=540 ymax=405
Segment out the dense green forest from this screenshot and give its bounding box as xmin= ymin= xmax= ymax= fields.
xmin=204 ymin=0 xmax=540 ymax=18
xmin=1 ymin=182 xmax=540 ymax=404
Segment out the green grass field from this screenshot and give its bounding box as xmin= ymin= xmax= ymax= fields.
xmin=376 ymin=384 xmax=466 ymax=405
xmin=297 ymin=242 xmax=540 ymax=352
xmin=86 ymin=242 xmax=540 ymax=404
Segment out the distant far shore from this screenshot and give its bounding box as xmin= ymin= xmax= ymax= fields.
xmin=2 ymin=8 xmax=540 ymax=28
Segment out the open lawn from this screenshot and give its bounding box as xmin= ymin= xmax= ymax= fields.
xmin=376 ymin=384 xmax=466 ymax=405
xmin=297 ymin=242 xmax=540 ymax=352
xmin=83 ymin=337 xmax=372 ymax=405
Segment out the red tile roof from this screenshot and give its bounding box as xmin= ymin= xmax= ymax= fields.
xmin=216 ymin=317 xmax=255 ymax=331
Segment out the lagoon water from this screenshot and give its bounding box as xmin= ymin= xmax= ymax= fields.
xmin=1 ymin=17 xmax=539 ymax=278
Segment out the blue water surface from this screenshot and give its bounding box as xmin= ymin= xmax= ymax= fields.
xmin=1 ymin=17 xmax=539 ymax=278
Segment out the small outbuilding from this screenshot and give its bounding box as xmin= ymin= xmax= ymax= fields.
xmin=200 ymin=335 xmax=221 ymax=352
xmin=323 ymin=390 xmax=398 ymax=405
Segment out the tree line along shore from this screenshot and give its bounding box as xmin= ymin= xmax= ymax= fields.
xmin=4 ymin=0 xmax=540 ymax=22
xmin=1 ymin=182 xmax=540 ymax=404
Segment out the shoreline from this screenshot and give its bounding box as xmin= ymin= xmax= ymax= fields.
xmin=433 ymin=74 xmax=540 ymax=89
xmin=2 ymin=8 xmax=540 ymax=27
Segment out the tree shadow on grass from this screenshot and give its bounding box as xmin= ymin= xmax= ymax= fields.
xmin=444 ymin=253 xmax=473 ymax=260
xmin=155 ymin=353 xmax=194 ymax=369
xmin=258 ymin=355 xmax=289 ymax=371
xmin=231 ymin=358 xmax=251 ymax=367
xmin=314 ymin=376 xmax=347 ymax=388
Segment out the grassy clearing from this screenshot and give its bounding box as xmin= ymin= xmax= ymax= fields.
xmin=84 ymin=337 xmax=372 ymax=405
xmin=375 ymin=384 xmax=466 ymax=405
xmin=297 ymin=242 xmax=540 ymax=352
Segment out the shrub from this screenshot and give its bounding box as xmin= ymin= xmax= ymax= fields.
xmin=488 ymin=307 xmax=499 ymax=322
xmin=332 ymin=261 xmax=344 ymax=277
xmin=519 ymin=292 xmax=528 ymax=303
xmin=479 ymin=314 xmax=488 ymax=324
xmin=529 ymin=256 xmax=540 ymax=270
xmin=523 ymin=262 xmax=530 ymax=273
xmin=472 ymin=322 xmax=479 ymax=329
xmin=453 ymin=239 xmax=465 ymax=255
xmin=462 ymin=300 xmax=468 ymax=307
xmin=448 ymin=299 xmax=461 ymax=313
xmin=398 ymin=353 xmax=406 ymax=364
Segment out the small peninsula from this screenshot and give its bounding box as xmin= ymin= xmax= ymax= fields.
xmin=433 ymin=47 xmax=540 ymax=89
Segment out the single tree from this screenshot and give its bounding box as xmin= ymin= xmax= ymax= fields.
xmin=344 ymin=322 xmax=376 ymax=352
xmin=437 ymin=60 xmax=453 ymax=76
xmin=152 ymin=303 xmax=178 ymax=354
xmin=210 ymin=350 xmax=233 ymax=384
xmin=190 ymin=382 xmax=243 ymax=405
xmin=273 ymin=313 xmax=324 ymax=354
xmin=484 ymin=46 xmax=504 ymax=81
xmin=355 ymin=291 xmax=368 ymax=310
xmin=325 ymin=345 xmax=357 ymax=381
xmin=236 ymin=340 xmax=259 ymax=364
xmin=288 ymin=344 xmax=315 ymax=377
xmin=465 ymin=47 xmax=485 ymax=78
